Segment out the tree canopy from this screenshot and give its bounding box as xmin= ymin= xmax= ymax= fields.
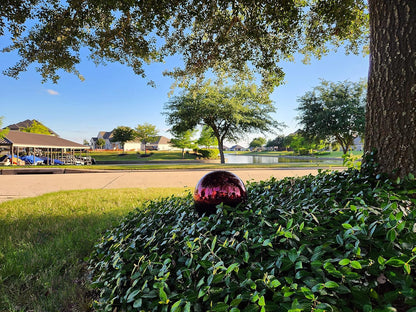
xmin=164 ymin=80 xmax=280 ymax=163
xmin=96 ymin=138 xmax=106 ymax=149
xmin=0 ymin=0 xmax=368 ymax=86
xmin=111 ymin=126 xmax=137 ymax=151
xmin=21 ymin=120 xmax=53 ymax=135
xmin=249 ymin=137 xmax=267 ymax=149
xmin=197 ymin=126 xmax=218 ymax=149
xmin=0 ymin=117 xmax=9 ymax=139
xmin=170 ymin=129 xmax=197 ymax=159
xmin=135 ymin=123 xmax=158 ymax=155
xmin=297 ymin=80 xmax=366 ymax=154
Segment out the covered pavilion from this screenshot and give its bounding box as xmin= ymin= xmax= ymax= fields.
xmin=0 ymin=130 xmax=90 ymax=165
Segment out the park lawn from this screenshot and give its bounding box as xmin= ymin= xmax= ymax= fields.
xmin=68 ymin=162 xmax=344 ymax=170
xmin=89 ymin=150 xmax=198 ymax=162
xmin=0 ymin=187 xmax=190 ymax=312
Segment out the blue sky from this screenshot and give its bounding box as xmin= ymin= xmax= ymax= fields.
xmin=0 ymin=44 xmax=369 ymax=146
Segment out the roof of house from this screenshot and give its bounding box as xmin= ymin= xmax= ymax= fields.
xmin=230 ymin=144 xmax=245 ymax=149
xmin=147 ymin=136 xmax=171 ymax=145
xmin=6 ymin=119 xmax=59 ymax=136
xmin=155 ymin=136 xmax=171 ymax=144
xmin=97 ymin=131 xmax=114 ymax=140
xmin=0 ymin=130 xmax=89 ymax=149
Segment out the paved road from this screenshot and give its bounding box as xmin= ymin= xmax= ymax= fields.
xmin=0 ymin=168 xmax=326 ymax=203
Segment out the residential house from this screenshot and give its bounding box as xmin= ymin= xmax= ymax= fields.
xmin=144 ymin=136 xmax=173 ymax=151
xmin=229 ymin=144 xmax=246 ymax=151
xmin=91 ymin=131 xmax=124 ymax=150
xmin=351 ymin=136 xmax=364 ymax=151
xmin=91 ymin=132 xmax=173 ymax=151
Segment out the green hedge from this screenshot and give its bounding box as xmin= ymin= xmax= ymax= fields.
xmin=89 ymin=168 xmax=416 ymax=311
xmin=197 ymin=149 xmax=220 ymax=159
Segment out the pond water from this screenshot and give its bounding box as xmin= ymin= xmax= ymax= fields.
xmin=225 ymin=154 xmax=342 ymax=164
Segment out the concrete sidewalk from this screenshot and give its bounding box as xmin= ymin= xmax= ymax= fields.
xmin=0 ymin=168 xmax=326 ymax=203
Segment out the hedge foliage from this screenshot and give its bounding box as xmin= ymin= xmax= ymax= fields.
xmin=197 ymin=149 xmax=220 ymax=159
xmin=89 ymin=167 xmax=416 ymax=312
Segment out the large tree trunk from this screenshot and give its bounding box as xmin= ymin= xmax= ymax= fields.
xmin=365 ymin=0 xmax=416 ymax=178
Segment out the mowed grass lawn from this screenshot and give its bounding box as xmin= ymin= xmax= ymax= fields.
xmin=90 ymin=150 xmax=198 ymax=162
xmin=0 ymin=187 xmax=190 ymax=312
xmin=90 ymin=150 xmax=362 ymax=161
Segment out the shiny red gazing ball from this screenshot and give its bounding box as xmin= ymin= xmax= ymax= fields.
xmin=193 ymin=170 xmax=247 ymax=216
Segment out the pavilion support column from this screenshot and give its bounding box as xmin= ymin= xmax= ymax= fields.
xmin=11 ymin=145 xmax=14 ymax=166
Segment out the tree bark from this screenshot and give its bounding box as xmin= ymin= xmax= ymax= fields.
xmin=218 ymin=138 xmax=225 ymax=164
xmin=365 ymin=0 xmax=416 ymax=178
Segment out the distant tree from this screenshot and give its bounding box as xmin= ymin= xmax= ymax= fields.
xmin=266 ymin=135 xmax=285 ymax=149
xmin=297 ymin=80 xmax=366 ymax=154
xmin=135 ymin=123 xmax=158 ymax=155
xmin=285 ymin=133 xmax=304 ymax=153
xmin=111 ymin=126 xmax=137 ymax=152
xmin=165 ymin=80 xmax=280 ymax=163
xmin=83 ymin=139 xmax=89 ymax=146
xmin=197 ymin=126 xmax=218 ymax=148
xmin=0 ymin=117 xmax=9 ymax=139
xmin=96 ymin=138 xmax=106 ymax=149
xmin=284 ymin=133 xmax=320 ymax=154
xmin=249 ymin=137 xmax=267 ymax=149
xmin=170 ymin=129 xmax=198 ymax=159
xmin=21 ymin=120 xmax=52 ymax=135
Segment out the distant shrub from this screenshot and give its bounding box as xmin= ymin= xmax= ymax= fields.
xmin=197 ymin=149 xmax=219 ymax=159
xmin=298 ymin=148 xmax=310 ymax=156
xmin=89 ymin=168 xmax=416 ymax=311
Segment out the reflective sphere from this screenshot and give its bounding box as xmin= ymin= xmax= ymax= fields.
xmin=193 ymin=170 xmax=247 ymax=216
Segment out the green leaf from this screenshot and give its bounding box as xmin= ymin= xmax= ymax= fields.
xmin=159 ymin=288 xmax=168 ymax=303
xmin=324 ymin=281 xmax=339 ymax=288
xmin=342 ymin=223 xmax=353 ymax=229
xmin=301 ymin=287 xmax=315 ymax=300
xmin=339 ymin=258 xmax=350 ymax=266
xmin=184 ymin=302 xmax=191 ymax=312
xmin=385 ymin=258 xmax=405 ymax=267
xmin=336 ymin=234 xmax=344 ymax=245
xmin=404 ymin=263 xmax=411 ymax=274
xmin=230 ymin=298 xmax=242 ymax=306
xmin=377 ymin=256 xmax=385 ymax=265
xmin=386 ymin=229 xmax=397 ymax=242
xmin=270 ymin=279 xmax=281 ymax=288
xmin=244 ymin=231 xmax=249 ymax=240
xmin=211 ymin=236 xmax=217 ymax=251
xmin=133 ymin=299 xmax=142 ymax=308
xmin=288 ymin=249 xmax=298 ymax=263
xmin=258 ymin=296 xmax=265 ymax=306
xmin=262 ymin=239 xmax=272 ymax=247
xmin=171 ymin=300 xmax=182 ymax=312
xmin=350 ymin=261 xmax=362 ymax=269
xmin=212 ymin=302 xmax=229 ymax=312
xmin=126 ymin=289 xmax=140 ymax=303
xmin=226 ymin=263 xmax=239 ymax=274
xmin=243 ymin=251 xmax=250 ymax=263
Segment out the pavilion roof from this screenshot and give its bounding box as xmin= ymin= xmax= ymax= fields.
xmin=0 ymin=130 xmax=89 ymax=149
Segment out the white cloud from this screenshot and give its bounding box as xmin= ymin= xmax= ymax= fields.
xmin=46 ymin=89 xmax=59 ymax=95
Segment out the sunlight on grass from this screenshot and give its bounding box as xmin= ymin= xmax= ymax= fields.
xmin=0 ymin=187 xmax=190 ymax=312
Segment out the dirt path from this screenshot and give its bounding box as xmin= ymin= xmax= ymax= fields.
xmin=0 ymin=168 xmax=326 ymax=203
